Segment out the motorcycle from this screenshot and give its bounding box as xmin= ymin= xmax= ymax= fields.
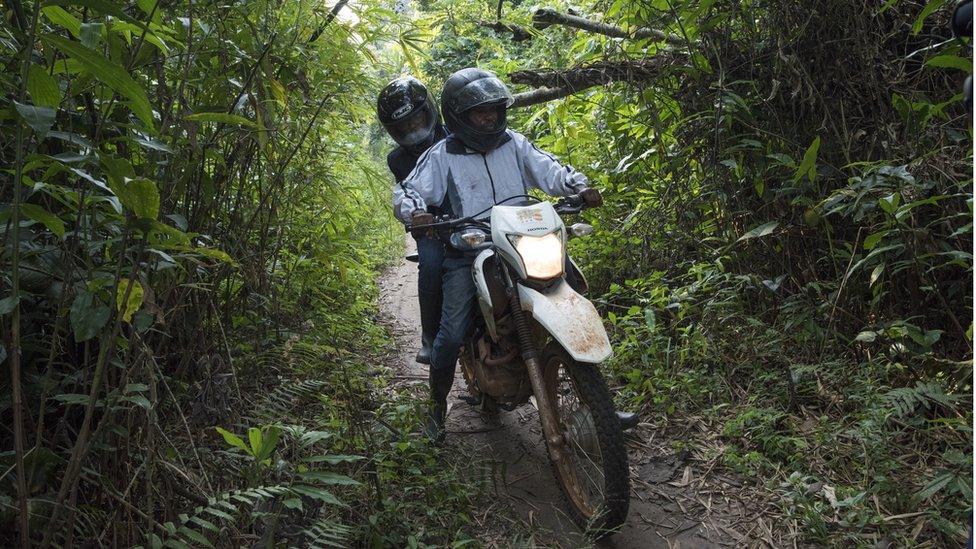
xmin=408 ymin=193 xmax=630 ymax=534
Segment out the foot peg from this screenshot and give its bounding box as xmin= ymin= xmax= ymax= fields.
xmin=617 ymin=411 xmax=638 ymax=431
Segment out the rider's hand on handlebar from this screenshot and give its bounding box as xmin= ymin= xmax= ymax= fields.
xmin=410 ymin=211 xmax=434 ymax=238
xmin=581 ymin=188 xmax=603 ymax=208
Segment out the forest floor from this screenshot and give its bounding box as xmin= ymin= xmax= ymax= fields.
xmin=375 ymin=237 xmax=790 ymax=548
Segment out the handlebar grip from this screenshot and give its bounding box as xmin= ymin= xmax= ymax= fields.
xmin=559 ymin=194 xmax=585 ymax=208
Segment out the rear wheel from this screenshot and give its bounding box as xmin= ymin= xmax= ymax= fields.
xmin=541 ymin=341 xmax=630 ymax=535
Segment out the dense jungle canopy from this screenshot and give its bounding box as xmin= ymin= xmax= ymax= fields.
xmin=0 ymin=0 xmax=972 ymax=546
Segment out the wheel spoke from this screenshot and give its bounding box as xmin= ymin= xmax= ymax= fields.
xmin=548 ymin=359 xmax=607 ymax=518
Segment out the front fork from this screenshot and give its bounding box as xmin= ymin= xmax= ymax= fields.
xmin=504 ymin=275 xmax=566 ymax=462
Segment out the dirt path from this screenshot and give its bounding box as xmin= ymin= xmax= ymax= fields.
xmin=377 ymin=237 xmax=776 ymax=548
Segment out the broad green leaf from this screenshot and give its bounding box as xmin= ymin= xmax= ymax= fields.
xmin=132 ymin=134 xmax=173 ymax=153
xmin=188 ymin=516 xmax=220 ymax=533
xmin=737 ymin=221 xmax=778 ymax=242
xmin=27 ymin=66 xmax=61 ymax=107
xmin=70 ymin=291 xmax=110 ymax=342
xmin=214 ymin=427 xmax=249 ymax=453
xmin=255 ymin=426 xmax=281 ymax=462
xmin=44 ymin=0 xmax=151 ymax=31
xmin=14 ymin=101 xmax=56 ymax=137
xmin=912 ymin=0 xmax=948 ymax=34
xmin=50 ymin=130 xmax=94 ymax=149
xmin=247 ymin=427 xmax=263 ymax=457
xmin=289 ymin=485 xmax=346 ymax=506
xmin=854 ymin=331 xmax=877 ymax=343
xmin=164 ymin=537 xmax=192 ymax=549
xmin=869 ymin=263 xmax=885 ymax=287
xmin=925 ymin=55 xmax=973 ymax=73
xmin=914 ymin=472 xmax=953 ymax=501
xmin=122 ymin=394 xmax=151 ymax=409
xmin=185 ymin=112 xmax=256 ymax=128
xmin=116 ymin=279 xmax=144 ymax=322
xmin=148 ymin=221 xmax=191 ymax=246
xmin=109 ymin=177 xmax=159 ymax=219
xmin=176 ymin=526 xmax=214 ymax=548
xmin=54 ymin=393 xmax=92 ymax=405
xmin=41 ymin=6 xmax=81 ymax=37
xmin=21 ymin=203 xmax=66 ymax=237
xmin=281 ymin=498 xmax=303 ymax=511
xmin=879 ymin=193 xmax=900 ymax=214
xmin=42 ymin=34 xmax=155 ymax=131
xmin=793 ymin=136 xmax=820 ymax=183
xmin=863 ymin=231 xmax=887 ymax=250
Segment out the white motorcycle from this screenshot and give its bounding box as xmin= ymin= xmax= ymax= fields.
xmin=410 ymin=194 xmax=630 ymax=534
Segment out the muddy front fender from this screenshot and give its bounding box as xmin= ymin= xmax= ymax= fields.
xmin=517 ymin=280 xmax=612 ymax=363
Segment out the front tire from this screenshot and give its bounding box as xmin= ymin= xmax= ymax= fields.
xmin=541 ymin=342 xmax=630 ymax=535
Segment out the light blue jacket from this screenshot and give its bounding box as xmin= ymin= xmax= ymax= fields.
xmin=393 ymin=130 xmax=589 ymax=222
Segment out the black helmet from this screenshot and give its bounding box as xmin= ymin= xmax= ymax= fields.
xmin=377 ymin=76 xmax=440 ymax=153
xmin=441 ymin=68 xmax=514 ymax=152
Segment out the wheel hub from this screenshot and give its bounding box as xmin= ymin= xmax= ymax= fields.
xmin=565 ymin=407 xmax=599 ymax=457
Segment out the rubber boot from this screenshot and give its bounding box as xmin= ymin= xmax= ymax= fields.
xmin=415 ymin=338 xmax=432 ymax=365
xmin=424 ymin=367 xmax=454 ymax=443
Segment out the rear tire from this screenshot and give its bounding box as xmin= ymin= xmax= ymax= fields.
xmin=541 ymin=342 xmax=630 ymax=536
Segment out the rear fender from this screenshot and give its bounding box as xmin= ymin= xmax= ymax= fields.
xmin=517 ymin=280 xmax=612 ymax=363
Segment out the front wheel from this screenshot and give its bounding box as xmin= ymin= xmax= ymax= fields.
xmin=541 ymin=342 xmax=630 ymax=535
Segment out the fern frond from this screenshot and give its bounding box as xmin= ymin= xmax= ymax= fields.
xmin=302 ymin=518 xmax=354 ymax=548
xmin=884 ymin=381 xmax=957 ymax=418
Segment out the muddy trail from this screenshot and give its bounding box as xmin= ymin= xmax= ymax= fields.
xmin=377 ymin=237 xmax=782 ymax=548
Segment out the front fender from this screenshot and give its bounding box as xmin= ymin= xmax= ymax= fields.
xmin=517 ymin=280 xmax=612 ymax=363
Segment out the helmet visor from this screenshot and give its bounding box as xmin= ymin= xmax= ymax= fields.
xmin=451 ymin=77 xmax=514 ymax=114
xmin=384 ymin=102 xmax=437 ymax=146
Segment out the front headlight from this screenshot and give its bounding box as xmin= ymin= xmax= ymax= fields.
xmin=512 ymin=232 xmax=563 ymax=279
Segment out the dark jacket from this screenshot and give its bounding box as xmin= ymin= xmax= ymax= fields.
xmin=387 ymin=124 xmax=448 ymax=183
xmin=388 ymin=123 xmax=450 ymax=215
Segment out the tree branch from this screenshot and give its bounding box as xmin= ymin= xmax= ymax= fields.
xmin=509 ymin=57 xmax=677 ymax=107
xmin=307 ymin=0 xmax=350 ymax=44
xmin=511 ymin=58 xmax=670 ymax=90
xmin=479 ymin=20 xmax=533 ymax=42
xmin=511 ymin=86 xmax=573 ymax=108
xmin=532 ymin=8 xmax=685 ymax=46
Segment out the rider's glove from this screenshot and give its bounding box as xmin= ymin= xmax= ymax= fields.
xmin=410 ymin=211 xmax=434 ymax=238
xmin=580 ymin=188 xmax=603 ymax=208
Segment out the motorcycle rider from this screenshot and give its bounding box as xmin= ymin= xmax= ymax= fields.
xmin=394 ymin=68 xmax=603 ymax=441
xmin=377 ymin=76 xmax=448 ymax=365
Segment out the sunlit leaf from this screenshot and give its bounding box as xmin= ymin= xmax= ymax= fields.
xmin=27 ymin=66 xmax=61 ymax=107
xmin=115 ymin=279 xmax=144 ymax=322
xmin=21 ymin=203 xmax=66 ymax=237
xmin=737 ymin=221 xmax=778 ymax=242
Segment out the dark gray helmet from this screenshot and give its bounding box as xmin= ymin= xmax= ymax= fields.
xmin=377 ymin=76 xmax=440 ymax=153
xmin=441 ymin=68 xmax=514 ymax=152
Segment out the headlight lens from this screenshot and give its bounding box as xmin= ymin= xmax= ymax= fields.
xmin=512 ymin=232 xmax=563 ymax=279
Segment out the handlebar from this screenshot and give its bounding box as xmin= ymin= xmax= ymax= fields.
xmin=406 ymin=193 xmax=590 ymax=232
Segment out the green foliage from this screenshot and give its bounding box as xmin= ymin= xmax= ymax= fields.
xmin=412 ymin=0 xmax=973 ymax=544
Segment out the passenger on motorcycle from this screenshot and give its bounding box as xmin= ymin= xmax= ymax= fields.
xmin=378 ymin=76 xmax=449 ymax=365
xmin=393 ymin=68 xmax=602 ymax=441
